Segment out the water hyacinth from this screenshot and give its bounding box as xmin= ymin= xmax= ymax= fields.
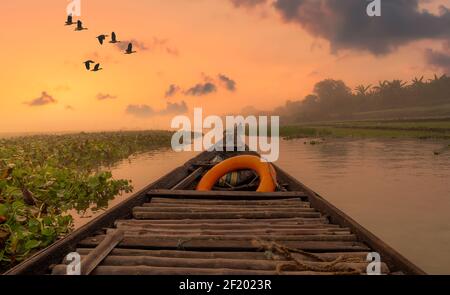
xmin=0 ymin=130 xmax=173 ymax=271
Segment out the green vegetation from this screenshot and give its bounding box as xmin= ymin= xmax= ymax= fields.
xmin=280 ymin=126 xmax=333 ymax=139
xmin=276 ymin=75 xmax=450 ymax=123
xmin=280 ymin=119 xmax=450 ymax=139
xmin=0 ymin=131 xmax=173 ymax=271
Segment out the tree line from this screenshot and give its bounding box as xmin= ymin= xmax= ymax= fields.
xmin=274 ymin=74 xmax=450 ymax=123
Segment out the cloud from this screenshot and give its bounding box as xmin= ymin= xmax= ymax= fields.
xmin=25 ymin=92 xmax=57 ymax=106
xmin=149 ymin=37 xmax=179 ymax=56
xmin=165 ymin=84 xmax=181 ymax=98
xmin=218 ymin=74 xmax=237 ymax=91
xmin=184 ymin=82 xmax=217 ymax=96
xmin=65 ymin=105 xmax=75 ymax=111
xmin=160 ymin=101 xmax=188 ymax=115
xmin=115 ymin=37 xmax=179 ymax=56
xmin=126 ymin=101 xmax=188 ymax=118
xmin=115 ymin=39 xmax=149 ymax=52
xmin=97 ymin=93 xmax=117 ymax=100
xmin=230 ymin=0 xmax=450 ymax=55
xmin=126 ymin=104 xmax=155 ymax=118
xmin=425 ymin=48 xmax=450 ymax=73
xmin=169 ymin=73 xmax=237 ymax=97
xmin=229 ymin=0 xmax=267 ymax=7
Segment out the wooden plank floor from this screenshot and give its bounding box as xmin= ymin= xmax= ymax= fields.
xmin=51 ymin=191 xmax=389 ymax=275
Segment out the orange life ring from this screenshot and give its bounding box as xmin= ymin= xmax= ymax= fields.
xmin=197 ymin=155 xmax=277 ymax=192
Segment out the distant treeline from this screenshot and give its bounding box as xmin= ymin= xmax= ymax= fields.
xmin=274 ymin=74 xmax=450 ymax=123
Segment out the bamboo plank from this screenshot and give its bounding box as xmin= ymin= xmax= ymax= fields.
xmin=52 ymin=265 xmax=344 ymax=275
xmin=170 ymin=167 xmax=205 ymax=190
xmin=143 ymin=203 xmax=311 ymax=209
xmin=115 ymin=217 xmax=331 ymax=226
xmin=147 ymin=189 xmax=309 ymax=200
xmin=149 ymin=198 xmax=307 ymax=206
xmin=60 ymin=255 xmax=390 ymax=273
xmin=79 ymin=229 xmax=124 ymax=275
xmin=112 ymin=227 xmax=351 ymax=236
xmin=132 ymin=211 xmax=322 ymax=220
xmin=75 ymin=248 xmax=370 ymax=262
xmin=104 ymin=232 xmax=357 ymax=242
xmin=59 ymin=256 xmax=389 ymax=274
xmin=114 ymin=224 xmax=338 ymax=231
xmin=78 ymin=235 xmax=369 ymax=251
xmin=133 ymin=206 xmax=317 ymax=213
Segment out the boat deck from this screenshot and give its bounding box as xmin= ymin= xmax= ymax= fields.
xmin=51 ymin=190 xmax=387 ymax=275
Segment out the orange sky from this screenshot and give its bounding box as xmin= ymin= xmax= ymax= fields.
xmin=0 ymin=0 xmax=449 ymax=133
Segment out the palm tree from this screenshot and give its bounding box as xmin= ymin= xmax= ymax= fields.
xmin=387 ymin=79 xmax=408 ymax=90
xmin=354 ymin=84 xmax=372 ymax=96
xmin=428 ymin=74 xmax=448 ymax=83
xmin=411 ymin=76 xmax=424 ymax=87
xmin=373 ymin=80 xmax=389 ymax=93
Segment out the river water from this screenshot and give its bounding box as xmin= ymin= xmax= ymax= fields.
xmin=276 ymin=139 xmax=450 ymax=275
xmin=76 ymin=139 xmax=450 ymax=274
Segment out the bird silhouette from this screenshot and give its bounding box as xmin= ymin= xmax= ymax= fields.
xmin=109 ymin=32 xmax=120 ymax=44
xmin=84 ymin=60 xmax=95 ymax=70
xmin=65 ymin=15 xmax=75 ymax=26
xmin=97 ymin=34 xmax=109 ymax=45
xmin=75 ymin=20 xmax=88 ymax=31
xmin=125 ymin=43 xmax=136 ymax=54
xmin=91 ymin=63 xmax=103 ymax=72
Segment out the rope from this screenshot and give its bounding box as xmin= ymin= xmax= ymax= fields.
xmin=252 ymin=239 xmax=362 ymax=275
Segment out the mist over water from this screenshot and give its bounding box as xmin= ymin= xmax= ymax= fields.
xmin=75 ymin=138 xmax=450 ymax=274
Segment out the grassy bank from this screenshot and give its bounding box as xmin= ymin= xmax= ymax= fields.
xmin=280 ymin=119 xmax=450 ymax=140
xmin=0 ymin=131 xmax=173 ymax=271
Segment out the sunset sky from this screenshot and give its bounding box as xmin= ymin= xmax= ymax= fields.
xmin=1 ymin=0 xmax=449 ymax=133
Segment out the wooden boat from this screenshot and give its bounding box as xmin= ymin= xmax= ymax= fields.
xmin=5 ymin=149 xmax=426 ymax=275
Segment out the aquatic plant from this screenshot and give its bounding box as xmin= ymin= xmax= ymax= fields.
xmin=0 ymin=130 xmax=173 ymax=270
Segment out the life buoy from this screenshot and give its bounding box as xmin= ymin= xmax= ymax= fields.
xmin=197 ymin=155 xmax=277 ymax=192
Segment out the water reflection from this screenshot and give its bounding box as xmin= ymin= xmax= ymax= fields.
xmin=275 ymin=138 xmax=450 ymax=274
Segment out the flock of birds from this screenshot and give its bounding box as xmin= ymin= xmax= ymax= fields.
xmin=65 ymin=15 xmax=137 ymax=72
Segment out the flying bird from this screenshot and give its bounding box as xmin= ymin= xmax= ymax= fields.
xmin=97 ymin=34 xmax=109 ymax=45
xmin=109 ymin=32 xmax=120 ymax=44
xmin=75 ymin=20 xmax=87 ymax=31
xmin=65 ymin=15 xmax=75 ymax=26
xmin=84 ymin=60 xmax=95 ymax=70
xmin=91 ymin=63 xmax=103 ymax=72
xmin=125 ymin=43 xmax=136 ymax=54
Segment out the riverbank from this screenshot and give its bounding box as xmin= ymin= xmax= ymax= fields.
xmin=280 ymin=118 xmax=450 ymax=140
